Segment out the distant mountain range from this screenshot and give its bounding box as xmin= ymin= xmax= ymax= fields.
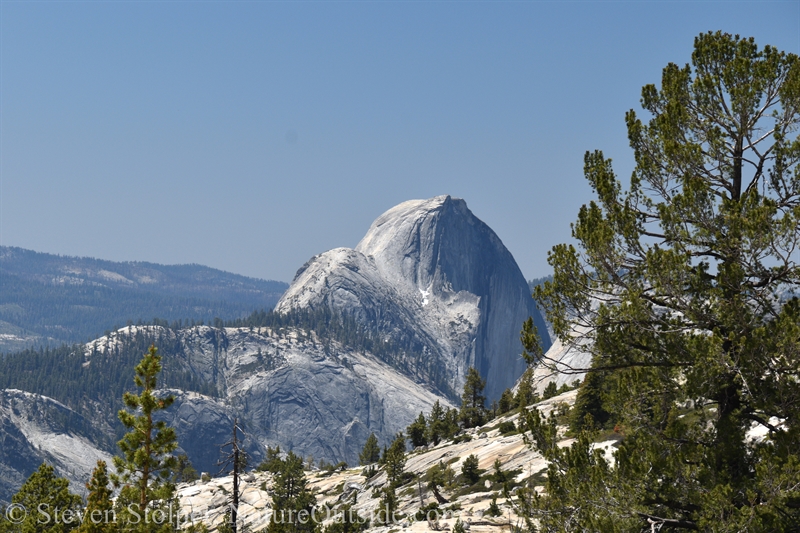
xmin=0 ymin=246 xmax=288 ymax=351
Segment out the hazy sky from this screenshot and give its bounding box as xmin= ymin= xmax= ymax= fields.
xmin=2 ymin=1 xmax=798 ymax=283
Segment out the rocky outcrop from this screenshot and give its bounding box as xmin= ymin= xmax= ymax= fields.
xmin=91 ymin=325 xmax=452 ymax=474
xmin=173 ymin=389 xmax=586 ymax=533
xmin=276 ymin=196 xmax=551 ymax=400
xmin=0 ymin=389 xmax=114 ymax=504
xmin=526 ymin=328 xmax=592 ymax=394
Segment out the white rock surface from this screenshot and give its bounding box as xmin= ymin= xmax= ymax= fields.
xmin=527 ymin=328 xmax=592 ymax=394
xmin=85 ymin=324 xmax=452 ymax=473
xmin=0 ymin=389 xmax=114 ymax=503
xmin=276 ymin=196 xmax=550 ymax=401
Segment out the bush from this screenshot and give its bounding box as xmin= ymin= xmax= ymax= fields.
xmin=497 ymin=421 xmax=517 ymax=435
xmin=486 ymin=496 xmax=502 ymax=517
xmin=414 ymin=502 xmax=441 ymax=521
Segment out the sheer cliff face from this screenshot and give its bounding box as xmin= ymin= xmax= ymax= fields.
xmin=277 ymin=195 xmax=551 ymax=401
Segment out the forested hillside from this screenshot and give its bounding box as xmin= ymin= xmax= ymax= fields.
xmin=0 ymin=326 xmax=217 ymax=444
xmin=0 ymin=246 xmax=287 ymax=351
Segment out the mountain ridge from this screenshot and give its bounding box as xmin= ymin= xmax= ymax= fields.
xmin=0 ymin=246 xmax=288 ymax=351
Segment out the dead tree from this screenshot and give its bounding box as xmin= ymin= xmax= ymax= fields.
xmin=218 ymin=418 xmax=248 ymax=533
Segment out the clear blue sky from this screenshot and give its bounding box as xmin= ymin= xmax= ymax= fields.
xmin=2 ymin=1 xmax=798 ymax=283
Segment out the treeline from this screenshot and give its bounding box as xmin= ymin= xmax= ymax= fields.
xmin=0 ymin=246 xmax=288 ymax=351
xmin=228 ymin=307 xmax=456 ymax=399
xmin=0 ymin=327 xmax=216 ymax=443
xmin=0 ymin=272 xmax=284 ymax=351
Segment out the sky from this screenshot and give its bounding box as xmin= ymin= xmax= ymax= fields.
xmin=1 ymin=1 xmax=799 ymax=283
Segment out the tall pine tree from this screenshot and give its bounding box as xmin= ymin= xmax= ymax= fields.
xmin=459 ymin=367 xmax=486 ymax=429
xmin=112 ymin=345 xmax=179 ymax=531
xmin=529 ymin=31 xmax=800 ymax=531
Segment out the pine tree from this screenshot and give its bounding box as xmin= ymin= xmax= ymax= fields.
xmin=267 ymin=451 xmax=318 ymax=533
xmin=79 ymin=461 xmax=115 ymax=533
xmin=424 ymin=462 xmax=452 ymax=504
xmin=383 ymin=433 xmax=407 ymax=487
xmin=569 ymin=369 xmax=610 ymax=433
xmin=541 ymin=381 xmax=558 ymax=400
xmin=442 ymin=408 xmax=460 ymax=440
xmin=358 ymin=434 xmax=380 ymax=466
xmin=497 ymin=389 xmax=514 ymax=414
xmin=173 ymin=455 xmax=199 ymax=484
xmin=460 ymin=455 xmax=482 ymax=485
xmin=257 ymin=445 xmax=284 ymax=473
xmin=377 ymin=486 xmax=398 ymax=525
xmin=426 ymin=401 xmax=446 ymax=445
xmin=5 ymin=463 xmax=82 ymax=533
xmin=459 ymin=367 xmax=486 ymax=429
xmin=514 ymin=370 xmax=537 ymax=409
xmin=406 ymin=412 xmax=428 ymax=448
xmin=323 ymin=496 xmax=365 ymax=533
xmin=529 ymin=31 xmax=800 ymax=531
xmin=112 ymin=345 xmax=179 ymax=530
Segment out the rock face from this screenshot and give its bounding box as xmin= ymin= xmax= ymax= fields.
xmin=0 ymin=389 xmax=114 ymax=504
xmin=276 ymin=196 xmax=551 ymax=400
xmin=91 ymin=325 xmax=451 ymax=474
xmin=1 ymin=322 xmax=451 ymax=502
xmin=527 ymin=331 xmax=592 ymax=394
xmin=173 ymin=388 xmax=584 ymax=533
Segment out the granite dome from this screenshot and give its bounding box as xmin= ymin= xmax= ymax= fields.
xmin=276 ymin=195 xmax=550 ymax=400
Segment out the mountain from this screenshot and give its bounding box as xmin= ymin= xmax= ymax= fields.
xmin=0 ymin=323 xmax=450 ymax=503
xmin=276 ymin=195 xmax=551 ymax=400
xmin=0 ymin=196 xmax=547 ymax=503
xmin=0 ymin=389 xmax=114 ymax=503
xmin=0 ymin=246 xmax=288 ymax=351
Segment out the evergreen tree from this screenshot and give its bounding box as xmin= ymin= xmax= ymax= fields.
xmin=424 ymin=462 xmax=452 ymax=504
xmin=529 ymin=31 xmax=800 ymax=531
xmin=377 ymin=486 xmax=398 ymax=525
xmin=172 ymin=455 xmax=199 ymax=484
xmin=112 ymin=345 xmax=179 ymax=531
xmin=5 ymin=463 xmax=82 ymax=533
xmin=267 ymin=451 xmax=317 ymax=533
xmin=514 ymin=370 xmax=536 ymax=409
xmin=497 ymin=389 xmax=514 ymax=414
xmin=382 ymin=433 xmax=407 ymax=487
xmin=257 ymin=445 xmax=283 ymax=473
xmin=541 ymin=381 xmax=558 ymax=400
xmin=459 ymin=367 xmax=486 ymax=429
xmin=569 ymin=370 xmax=610 ymax=433
xmin=442 ymin=408 xmax=460 ymax=440
xmin=426 ymin=401 xmax=446 ymax=445
xmin=358 ymin=434 xmax=380 ymax=466
xmin=323 ymin=497 xmax=365 ymax=533
xmin=79 ymin=461 xmax=115 ymax=533
xmin=460 ymin=455 xmax=482 ymax=485
xmin=406 ymin=412 xmax=428 ymax=448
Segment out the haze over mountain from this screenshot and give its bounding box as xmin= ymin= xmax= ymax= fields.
xmin=0 ymin=246 xmax=288 ymax=351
